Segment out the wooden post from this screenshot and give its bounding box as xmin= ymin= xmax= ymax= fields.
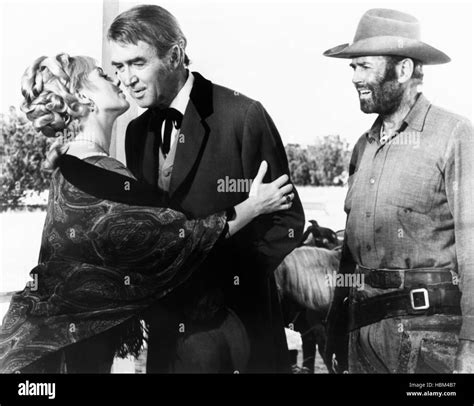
xmin=101 ymin=0 xmax=137 ymax=164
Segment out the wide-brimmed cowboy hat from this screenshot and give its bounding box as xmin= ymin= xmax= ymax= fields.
xmin=323 ymin=8 xmax=450 ymax=65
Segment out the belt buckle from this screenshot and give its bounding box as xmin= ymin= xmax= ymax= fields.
xmin=410 ymin=288 xmax=430 ymax=310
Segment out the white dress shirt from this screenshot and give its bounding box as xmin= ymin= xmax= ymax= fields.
xmin=161 ymin=71 xmax=194 ymax=151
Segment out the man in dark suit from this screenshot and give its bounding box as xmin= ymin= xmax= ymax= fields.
xmin=108 ymin=4 xmax=305 ymax=373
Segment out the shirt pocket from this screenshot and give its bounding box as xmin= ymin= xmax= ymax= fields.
xmin=384 ymin=152 xmax=441 ymax=214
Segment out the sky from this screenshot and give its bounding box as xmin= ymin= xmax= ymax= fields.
xmin=1 ymin=0 xmax=472 ymax=147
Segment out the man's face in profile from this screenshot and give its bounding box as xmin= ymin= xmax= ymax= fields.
xmin=110 ymin=40 xmax=178 ymax=109
xmin=350 ymin=56 xmax=404 ymax=115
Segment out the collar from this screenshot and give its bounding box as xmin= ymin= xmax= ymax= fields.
xmin=189 ymin=71 xmax=214 ymax=120
xmin=402 ymin=93 xmax=431 ymax=132
xmin=365 ymin=116 xmax=383 ymax=142
xmin=146 ymin=72 xmax=213 ymax=124
xmin=58 ymin=154 xmax=165 ymax=207
xmin=365 ymin=93 xmax=431 ymax=142
xmin=169 ymin=70 xmax=194 ymax=116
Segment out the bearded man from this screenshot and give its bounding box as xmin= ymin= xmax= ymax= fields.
xmin=324 ymin=8 xmax=474 ymax=373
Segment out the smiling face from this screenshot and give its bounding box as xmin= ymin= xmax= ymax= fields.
xmin=110 ymin=40 xmax=180 ymax=109
xmin=350 ymin=56 xmax=405 ymax=115
xmin=82 ymin=67 xmax=130 ymax=114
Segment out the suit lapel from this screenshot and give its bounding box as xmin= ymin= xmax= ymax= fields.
xmin=142 ymin=116 xmax=159 ymax=187
xmin=169 ymin=72 xmax=214 ymax=198
xmin=126 ymin=109 xmax=152 ymax=181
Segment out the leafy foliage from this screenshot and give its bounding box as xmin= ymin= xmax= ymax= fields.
xmin=286 ymin=135 xmax=351 ymax=186
xmin=0 ymin=106 xmax=351 ymax=209
xmin=0 ymin=107 xmax=53 ymax=208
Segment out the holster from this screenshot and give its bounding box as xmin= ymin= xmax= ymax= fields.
xmin=324 ymin=240 xmax=354 ymax=373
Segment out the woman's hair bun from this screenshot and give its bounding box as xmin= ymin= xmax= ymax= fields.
xmin=21 ymin=53 xmax=96 ymax=137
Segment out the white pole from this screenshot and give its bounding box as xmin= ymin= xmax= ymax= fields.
xmin=102 ymin=0 xmax=137 ymax=164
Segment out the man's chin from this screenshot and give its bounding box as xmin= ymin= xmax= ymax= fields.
xmin=359 ymin=101 xmax=377 ymax=114
xmin=118 ymin=103 xmax=131 ymax=116
xmin=133 ymin=99 xmax=149 ymax=108
xmin=129 ymin=94 xmax=152 ymax=109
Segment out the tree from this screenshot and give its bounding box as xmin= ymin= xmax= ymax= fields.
xmin=310 ymin=135 xmax=351 ymax=186
xmin=0 ymin=107 xmax=53 ymax=209
xmin=286 ymin=143 xmax=312 ymax=185
xmin=285 ymin=135 xmax=351 ymax=186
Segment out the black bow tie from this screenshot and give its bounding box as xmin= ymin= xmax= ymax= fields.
xmin=151 ymin=107 xmax=183 ymax=155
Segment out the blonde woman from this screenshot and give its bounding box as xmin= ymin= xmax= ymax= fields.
xmin=0 ymin=54 xmax=294 ymax=373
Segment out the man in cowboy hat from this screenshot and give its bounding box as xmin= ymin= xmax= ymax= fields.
xmin=323 ymin=8 xmax=474 ymax=373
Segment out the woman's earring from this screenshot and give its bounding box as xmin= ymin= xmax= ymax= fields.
xmin=77 ymin=92 xmax=96 ymax=113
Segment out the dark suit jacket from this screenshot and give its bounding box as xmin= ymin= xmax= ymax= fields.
xmin=125 ymin=72 xmax=305 ymax=372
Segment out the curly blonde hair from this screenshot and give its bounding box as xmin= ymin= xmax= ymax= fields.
xmin=21 ymin=53 xmax=97 ymax=137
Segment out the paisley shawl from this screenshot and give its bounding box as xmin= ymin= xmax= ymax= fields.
xmin=0 ymin=155 xmax=227 ymax=373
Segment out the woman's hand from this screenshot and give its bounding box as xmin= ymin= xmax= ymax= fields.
xmin=224 ymin=161 xmax=295 ymax=238
xmin=249 ymin=161 xmax=294 ymax=216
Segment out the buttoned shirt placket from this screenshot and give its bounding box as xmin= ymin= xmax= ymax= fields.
xmin=362 ymin=128 xmax=394 ymax=264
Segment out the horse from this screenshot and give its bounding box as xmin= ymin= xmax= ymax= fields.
xmin=275 ymin=244 xmax=341 ymax=373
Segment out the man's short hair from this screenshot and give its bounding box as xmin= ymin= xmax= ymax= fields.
xmin=107 ymin=5 xmax=190 ymax=67
xmin=384 ymin=55 xmax=424 ymax=83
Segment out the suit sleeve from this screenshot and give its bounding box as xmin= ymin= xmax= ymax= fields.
xmin=240 ymin=100 xmax=305 ymax=273
xmin=124 ymin=116 xmax=147 ymax=180
xmin=124 ymin=121 xmax=136 ymax=177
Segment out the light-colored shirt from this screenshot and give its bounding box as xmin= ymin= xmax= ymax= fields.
xmin=344 ymin=94 xmax=474 ymax=339
xmin=161 ymin=71 xmax=194 ymax=150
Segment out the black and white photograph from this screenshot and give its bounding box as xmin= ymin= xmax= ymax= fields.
xmin=0 ymin=0 xmax=473 ymax=401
